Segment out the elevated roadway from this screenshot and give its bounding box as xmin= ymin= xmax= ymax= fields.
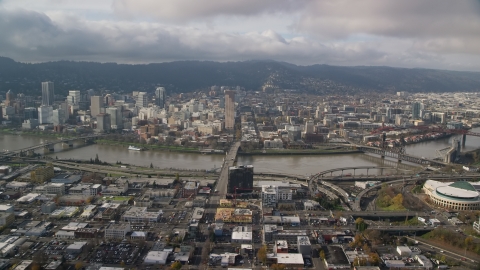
xmin=210 ymin=141 xmax=241 ymax=205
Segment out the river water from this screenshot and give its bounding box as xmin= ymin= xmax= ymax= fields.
xmin=0 ymin=127 xmax=478 ymax=175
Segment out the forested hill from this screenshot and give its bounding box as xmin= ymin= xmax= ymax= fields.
xmin=0 ymin=57 xmax=479 ymax=96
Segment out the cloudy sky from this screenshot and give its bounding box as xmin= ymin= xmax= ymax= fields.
xmin=1 ymin=0 xmax=480 ymax=71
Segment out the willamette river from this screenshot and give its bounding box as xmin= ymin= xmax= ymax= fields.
xmin=0 ymin=127 xmax=478 ymax=175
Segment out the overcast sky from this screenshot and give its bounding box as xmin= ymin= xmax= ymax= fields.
xmin=1 ymin=0 xmax=480 ymax=71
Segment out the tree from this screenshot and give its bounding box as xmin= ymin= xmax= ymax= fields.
xmin=75 ymin=262 xmax=83 ymax=270
xmin=319 ymin=250 xmax=326 ymax=260
xmin=465 ymin=236 xmax=473 ymax=247
xmin=171 ymin=261 xmax=182 ymax=270
xmin=270 ymin=264 xmax=286 ymax=270
xmin=355 ymin=218 xmax=368 ymax=232
xmin=369 ymin=253 xmax=380 ymax=266
xmin=175 ymin=173 xmax=180 ymax=181
xmin=392 ymin=194 xmax=404 ymax=206
xmin=94 ymin=154 xmax=100 ymax=164
xmin=257 ymin=245 xmax=267 ymax=264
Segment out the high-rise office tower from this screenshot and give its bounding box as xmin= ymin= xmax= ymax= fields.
xmin=227 ymin=165 xmax=254 ymax=194
xmin=136 ymin=92 xmax=148 ymax=108
xmin=90 ymin=96 xmax=103 ymax=118
xmin=52 ymin=109 xmax=65 ymax=125
xmin=104 ymin=94 xmax=114 ymax=106
xmin=38 ymin=106 xmax=53 ymax=124
xmin=96 ymin=113 xmax=111 ymax=132
xmin=412 ymin=102 xmax=423 ymax=120
xmin=224 ymin=90 xmax=235 ymax=130
xmin=41 ymin=81 xmax=54 ymax=106
xmin=155 ymin=87 xmax=166 ymax=109
xmin=24 ymin=107 xmax=38 ymax=120
xmin=67 ymin=90 xmax=81 ymax=105
xmin=106 ymin=107 xmax=123 ymax=130
xmin=86 ymin=89 xmax=95 ymax=101
xmin=5 ymin=90 xmax=14 ymax=107
xmin=305 ymin=120 xmax=314 ymax=134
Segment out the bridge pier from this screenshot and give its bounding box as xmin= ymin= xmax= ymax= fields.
xmin=43 ymin=145 xmax=54 ymax=153
xmin=398 ymin=159 xmax=402 ymax=163
xmin=62 ymin=141 xmax=74 ymax=149
xmin=462 ymin=134 xmax=466 ymax=147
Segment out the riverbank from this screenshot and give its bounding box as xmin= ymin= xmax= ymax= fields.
xmin=95 ymin=139 xmax=202 ymax=153
xmin=0 ymin=128 xmax=77 ymax=140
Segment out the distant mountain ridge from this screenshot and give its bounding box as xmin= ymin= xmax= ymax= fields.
xmin=0 ymin=57 xmax=479 ymax=96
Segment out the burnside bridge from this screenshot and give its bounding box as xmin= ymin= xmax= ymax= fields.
xmin=0 ymin=134 xmax=105 ymax=159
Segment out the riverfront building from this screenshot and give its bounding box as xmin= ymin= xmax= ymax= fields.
xmin=423 ymin=180 xmax=480 ymax=210
xmin=227 ymin=165 xmax=254 ymax=194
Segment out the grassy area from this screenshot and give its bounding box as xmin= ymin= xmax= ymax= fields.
xmin=393 ymin=217 xmax=423 ymax=226
xmin=411 ymin=185 xmax=423 ymax=193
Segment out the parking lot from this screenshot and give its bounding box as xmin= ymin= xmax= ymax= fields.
xmin=92 ymin=242 xmax=143 ymax=265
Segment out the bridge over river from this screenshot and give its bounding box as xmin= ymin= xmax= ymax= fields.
xmin=0 ymin=134 xmax=104 ymax=160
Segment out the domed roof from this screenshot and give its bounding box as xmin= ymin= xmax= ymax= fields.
xmin=449 ymin=181 xmax=476 ymax=191
xmin=436 ymin=181 xmax=478 ymax=200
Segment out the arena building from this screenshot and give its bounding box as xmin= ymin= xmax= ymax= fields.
xmin=423 ymin=180 xmax=480 ymax=210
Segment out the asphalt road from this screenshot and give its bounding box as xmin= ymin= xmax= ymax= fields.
xmin=406 ymin=236 xmax=478 ymax=268
xmin=211 ymin=141 xmax=241 ymax=205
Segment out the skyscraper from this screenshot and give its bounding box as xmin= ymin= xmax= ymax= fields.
xmin=52 ymin=109 xmax=65 ymax=125
xmin=38 ymin=106 xmax=53 ymax=124
xmin=90 ymin=96 xmax=103 ymax=118
xmin=412 ymin=102 xmax=423 ymax=120
xmin=106 ymin=107 xmax=123 ymax=130
xmin=136 ymin=92 xmax=148 ymax=108
xmin=155 ymin=87 xmax=166 ymax=109
xmin=96 ymin=113 xmax=111 ymax=132
xmin=5 ymin=90 xmax=14 ymax=107
xmin=224 ymin=90 xmax=235 ymax=130
xmin=67 ymin=90 xmax=81 ymax=105
xmin=41 ymin=81 xmax=54 ymax=106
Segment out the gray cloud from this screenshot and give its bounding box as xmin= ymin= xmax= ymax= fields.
xmin=111 ymin=0 xmax=307 ymax=22
xmin=0 ymin=7 xmax=479 ymax=71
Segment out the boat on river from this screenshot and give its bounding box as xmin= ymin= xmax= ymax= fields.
xmin=128 ymin=145 xmax=142 ymax=151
